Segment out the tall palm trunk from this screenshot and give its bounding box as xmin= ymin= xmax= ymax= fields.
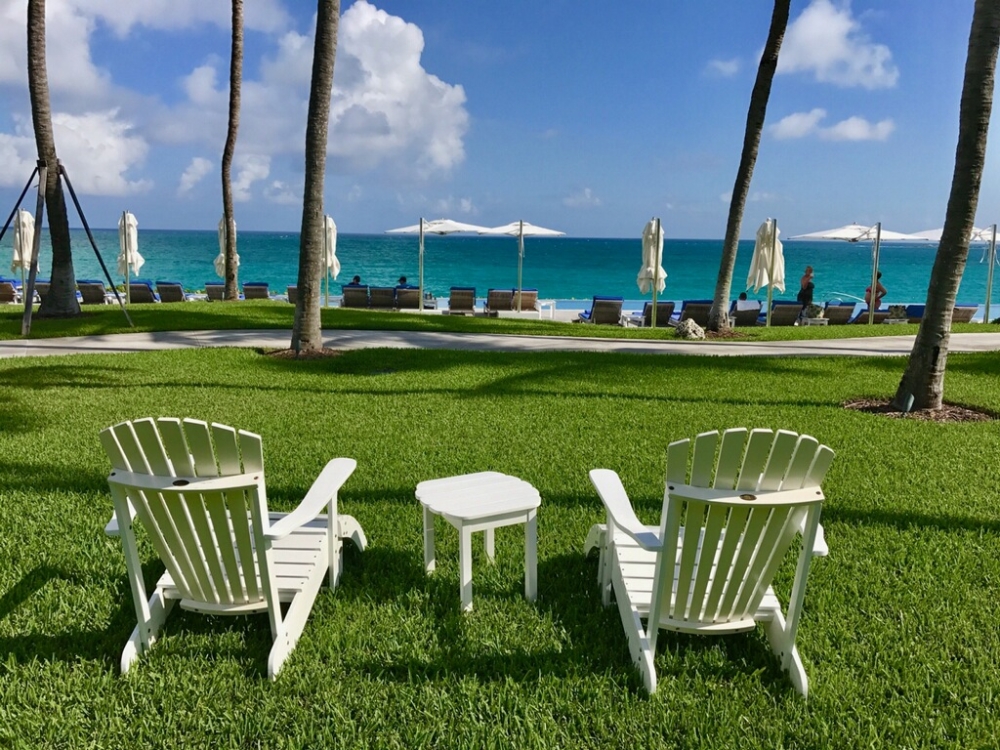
xmin=894 ymin=0 xmax=1000 ymax=410
xmin=291 ymin=0 xmax=339 ymax=352
xmin=707 ymin=0 xmax=789 ymax=331
xmin=221 ymin=0 xmax=243 ymax=301
xmin=27 ymin=0 xmax=79 ymax=317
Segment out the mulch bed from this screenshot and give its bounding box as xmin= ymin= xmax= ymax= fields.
xmin=843 ymin=398 xmax=996 ymax=423
xmin=263 ymin=348 xmax=343 ymax=360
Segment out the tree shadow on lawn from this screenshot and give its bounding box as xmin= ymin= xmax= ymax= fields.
xmin=823 ymin=504 xmax=1000 ymax=535
xmin=0 ymin=461 xmax=108 ymax=495
xmin=329 ymin=543 xmax=800 ymax=696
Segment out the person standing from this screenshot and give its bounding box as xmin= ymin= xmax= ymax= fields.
xmin=797 ymin=266 xmax=815 ymax=307
xmin=865 ymin=271 xmax=887 ymax=309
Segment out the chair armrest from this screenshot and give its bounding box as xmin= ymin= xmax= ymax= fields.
xmin=589 ymin=469 xmax=661 ymax=550
xmin=266 ymin=457 xmax=357 ymax=540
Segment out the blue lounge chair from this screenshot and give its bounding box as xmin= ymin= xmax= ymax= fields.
xmin=678 ymin=299 xmax=713 ymax=326
xmin=205 ymin=282 xmax=225 ymax=301
xmin=78 ymin=279 xmax=110 ymax=305
xmin=758 ymin=300 xmax=803 ymax=326
xmin=448 ymin=287 xmax=476 ymax=314
xmin=577 ymin=296 xmax=624 ymax=325
xmin=243 ymin=282 xmax=270 ymax=300
xmin=156 ymin=281 xmax=186 ymax=303
xmin=823 ymin=301 xmax=856 ymax=325
xmin=129 ymin=280 xmax=160 ymax=303
xmin=341 ymin=285 xmax=369 ymax=308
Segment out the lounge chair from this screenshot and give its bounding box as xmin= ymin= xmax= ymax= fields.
xmin=78 ymin=280 xmax=110 ymax=305
xmin=34 ymin=280 xmax=50 ymax=303
xmin=396 ymin=287 xmax=421 ymax=310
xmin=823 ymin=301 xmax=856 ymax=325
xmin=678 ymin=299 xmax=712 ymax=326
xmin=341 ymin=285 xmax=369 ymax=308
xmin=287 ymin=286 xmax=298 ymax=305
xmin=485 ymin=289 xmax=513 ymax=315
xmin=762 ymin=300 xmax=803 ymax=326
xmin=952 ymin=304 xmax=978 ymax=323
xmin=100 ymin=418 xmax=366 ymax=679
xmin=729 ymin=300 xmax=762 ymax=327
xmin=369 ymin=286 xmax=396 ymax=310
xmin=205 ymin=283 xmax=225 ymax=301
xmin=631 ymin=301 xmax=675 ymax=327
xmin=447 ymin=287 xmax=476 ymax=314
xmin=128 ymin=281 xmax=159 ymax=303
xmin=513 ymin=289 xmax=539 ymax=313
xmin=584 ymin=427 xmax=833 ymax=697
xmin=0 ymin=280 xmax=18 ymax=304
xmin=577 ymin=295 xmax=624 ymax=325
xmin=155 ymin=281 xmax=186 ymax=303
xmin=243 ymin=282 xmax=270 ymax=300
xmin=850 ymin=308 xmax=889 ymax=324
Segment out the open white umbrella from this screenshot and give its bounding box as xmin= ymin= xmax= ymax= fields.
xmin=637 ymin=218 xmax=666 ymax=326
xmin=910 ymin=227 xmax=989 ymax=242
xmin=386 ymin=218 xmax=490 ymax=310
xmin=478 ymin=220 xmax=564 ymax=311
xmin=324 ymin=215 xmax=339 ymax=307
xmin=747 ymin=218 xmax=785 ymax=326
xmin=117 ymin=211 xmax=144 ymax=304
xmin=215 ymin=216 xmax=239 ymax=279
xmin=11 ymin=209 xmax=34 ymax=285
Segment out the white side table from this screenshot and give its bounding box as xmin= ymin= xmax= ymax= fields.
xmin=416 ymin=471 xmax=541 ymax=612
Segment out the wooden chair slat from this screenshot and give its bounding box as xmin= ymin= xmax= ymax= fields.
xmin=238 ymin=430 xmax=264 ymax=475
xmin=182 ymin=420 xmax=219 ymax=477
xmin=689 ymin=432 xmax=719 ymax=488
xmin=735 ymin=429 xmax=774 ymax=490
xmin=759 ymin=430 xmax=799 ymax=490
xmin=132 ymin=419 xmax=173 ymax=477
xmin=115 ymin=421 xmax=153 ymax=475
xmin=158 ymin=418 xmax=195 ymax=477
xmin=806 ymin=445 xmax=836 ymax=486
xmin=185 ymin=493 xmax=230 ymax=603
xmin=688 ymin=503 xmax=730 ymax=621
xmin=731 ymin=507 xmax=793 ymax=617
xmin=717 ymin=507 xmax=770 ymax=620
xmin=227 ymin=489 xmax=261 ymax=602
xmin=665 ymin=438 xmax=690 ymax=485
xmin=702 ymin=505 xmax=750 ymax=621
xmin=203 ymin=492 xmax=249 ymax=604
xmin=782 ymin=435 xmax=820 ymax=490
xmin=212 ymin=423 xmax=243 ymax=475
xmin=713 ymin=428 xmax=747 ymax=489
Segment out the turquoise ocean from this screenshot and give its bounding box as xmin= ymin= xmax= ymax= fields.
xmin=3 ymin=228 xmax=999 ymax=312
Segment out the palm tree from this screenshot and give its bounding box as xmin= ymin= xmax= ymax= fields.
xmin=221 ymin=0 xmax=243 ymax=301
xmin=291 ymin=0 xmax=340 ymax=353
xmin=893 ymin=0 xmax=1000 ymax=410
xmin=706 ymin=0 xmax=790 ymax=332
xmin=27 ymin=0 xmax=79 ymax=317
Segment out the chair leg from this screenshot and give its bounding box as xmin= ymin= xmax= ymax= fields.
xmin=121 ymin=591 xmax=175 ymax=675
xmin=612 ymin=565 xmax=657 ymax=693
xmin=460 ymin=525 xmax=474 ymax=612
xmin=524 ymin=510 xmax=537 ymax=602
xmin=267 ymin=563 xmax=326 ymax=680
xmin=764 ymin=610 xmax=809 ymax=697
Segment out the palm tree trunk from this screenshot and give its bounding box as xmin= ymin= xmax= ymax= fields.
xmin=291 ymin=0 xmax=339 ymax=353
xmin=707 ymin=0 xmax=789 ymax=331
xmin=221 ymin=0 xmax=243 ymax=301
xmin=27 ymin=0 xmax=79 ymax=317
xmin=893 ymin=0 xmax=1000 ymax=410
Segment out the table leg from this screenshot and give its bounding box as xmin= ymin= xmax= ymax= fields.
xmin=460 ymin=524 xmax=473 ymax=612
xmin=485 ymin=527 xmax=495 ymax=562
xmin=524 ymin=510 xmax=537 ymax=602
xmin=423 ymin=506 xmax=436 ymax=574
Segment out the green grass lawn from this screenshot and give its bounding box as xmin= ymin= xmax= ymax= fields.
xmin=2 ymin=301 xmax=998 ymax=342
xmin=1 ymin=345 xmax=998 ymax=747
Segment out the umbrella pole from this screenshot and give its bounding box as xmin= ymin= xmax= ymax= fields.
xmin=516 ymin=220 xmax=524 ymax=313
xmin=418 ymin=218 xmax=425 ymax=312
xmin=766 ymin=218 xmax=776 ymax=326
xmin=122 ymin=211 xmax=130 ymax=305
xmin=651 ymin=218 xmax=661 ymax=328
xmin=868 ymin=222 xmax=882 ymax=325
xmin=986 ymin=224 xmax=997 ymax=323
xmin=324 ymin=226 xmax=329 ymax=308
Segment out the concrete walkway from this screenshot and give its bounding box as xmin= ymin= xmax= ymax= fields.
xmin=2 ymin=328 xmax=1000 ymax=359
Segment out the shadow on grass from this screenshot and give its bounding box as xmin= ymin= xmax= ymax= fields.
xmin=824 ymin=504 xmax=1000 ymax=535
xmin=0 ymin=461 xmax=108 ymax=494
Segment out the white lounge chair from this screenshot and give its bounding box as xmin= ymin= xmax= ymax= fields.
xmin=100 ymin=417 xmax=366 ymax=679
xmin=584 ymin=428 xmax=833 ymax=697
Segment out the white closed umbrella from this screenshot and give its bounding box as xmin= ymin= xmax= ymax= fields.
xmin=747 ymin=218 xmax=785 ymax=326
xmin=215 ymin=216 xmax=239 ymax=279
xmin=637 ymin=218 xmax=667 ymax=327
xmin=12 ymin=209 xmax=34 ymax=284
xmin=386 ymin=218 xmax=490 ymax=310
xmin=117 ymin=211 xmax=144 ymax=304
xmin=324 ymin=215 xmax=339 ymax=307
xmin=478 ymin=220 xmax=565 ymax=311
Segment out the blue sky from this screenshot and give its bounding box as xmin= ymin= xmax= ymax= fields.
xmin=0 ymin=0 xmax=995 ymax=238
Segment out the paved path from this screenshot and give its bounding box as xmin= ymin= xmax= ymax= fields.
xmin=1 ymin=328 xmax=1000 ymax=359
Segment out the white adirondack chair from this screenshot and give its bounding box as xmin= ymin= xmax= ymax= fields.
xmin=583 ymin=428 xmax=834 ymax=697
xmin=100 ymin=417 xmax=367 ymax=679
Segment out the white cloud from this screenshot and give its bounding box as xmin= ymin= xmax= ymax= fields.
xmin=820 ymin=116 xmax=895 ymax=141
xmin=177 ymin=156 xmax=212 ymax=195
xmin=563 ymin=188 xmax=601 ymax=208
xmin=347 ymin=184 xmax=363 ymax=202
xmin=264 ymin=180 xmax=298 ymax=205
xmin=706 ymin=58 xmax=740 ymax=77
xmin=778 ymin=0 xmax=898 ymax=89
xmin=68 ymin=0 xmax=289 ymax=36
xmin=433 ymin=195 xmax=477 ymax=215
xmin=770 ymin=108 xmax=894 ymax=141
xmin=771 ymin=108 xmax=827 ymax=139
xmin=232 ymin=153 xmax=271 ymax=201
